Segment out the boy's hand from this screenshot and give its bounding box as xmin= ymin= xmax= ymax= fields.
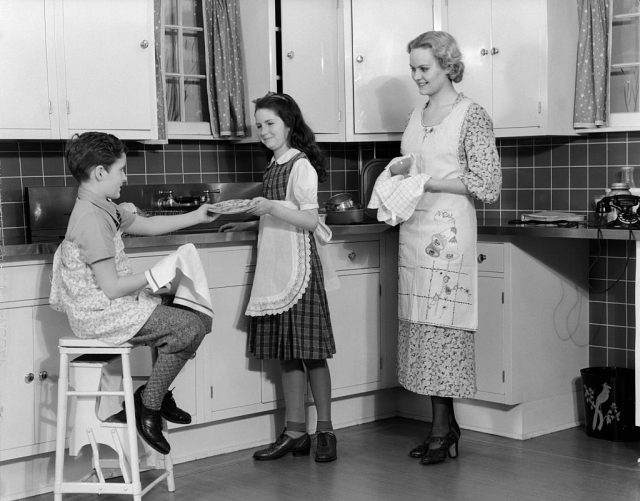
xmin=246 ymin=197 xmax=274 ymax=217
xmin=196 ymin=203 xmax=221 ymax=223
xmin=219 ymin=221 xmax=257 ymax=233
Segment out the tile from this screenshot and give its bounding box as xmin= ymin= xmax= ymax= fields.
xmin=0 ymin=177 xmax=23 ymax=203
xmin=517 ymin=145 xmax=534 ymax=167
xmin=569 ymin=143 xmax=588 ymax=166
xmin=518 ymin=167 xmax=533 ymax=188
xmin=551 ymin=189 xmax=569 ymax=210
xmin=20 ymin=151 xmax=44 ymax=177
xmin=126 ymin=150 xmax=146 ymax=175
xmin=552 ymin=166 xmax=569 ymax=187
xmin=607 ymin=348 xmax=628 ymax=367
xmin=201 ymin=150 xmax=218 ymax=173
xmin=533 ymin=145 xmax=552 ymax=167
xmin=569 ymin=166 xmax=588 ymax=188
xmin=607 ymin=302 xmax=627 ymax=327
xmin=589 ymin=323 xmax=607 ymax=346
xmin=183 ymin=151 xmax=201 ymax=173
xmin=145 ymin=150 xmax=165 ymax=174
xmin=588 ymin=166 xmax=607 ymax=190
xmin=1 ymin=227 xmax=27 ymax=245
xmin=1 ymin=201 xmax=25 ymax=227
xmin=589 ymin=347 xmax=607 ymax=366
xmin=516 ymin=189 xmax=533 ymax=211
xmin=607 ymin=143 xmax=627 ymax=166
xmin=551 ymin=144 xmax=569 ymax=166
xmin=500 ymin=146 xmax=517 ymax=167
xmin=589 ymin=301 xmax=607 ymax=325
xmin=165 ymin=151 xmax=183 ymax=173
xmin=533 ymin=190 xmax=551 ymax=210
xmin=534 ymin=167 xmax=551 ymax=189
xmin=0 ymin=152 xmax=21 ymax=176
xmin=588 ymin=143 xmax=607 ymax=166
xmin=502 ymin=168 xmax=516 ymax=189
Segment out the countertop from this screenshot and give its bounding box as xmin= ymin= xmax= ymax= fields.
xmin=2 ymin=218 xmax=638 ymax=260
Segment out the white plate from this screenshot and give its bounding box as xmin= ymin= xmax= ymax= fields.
xmin=208 ymin=199 xmax=255 ymax=214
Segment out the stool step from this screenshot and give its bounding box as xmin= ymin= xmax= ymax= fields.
xmin=71 ymin=353 xmax=120 ymax=364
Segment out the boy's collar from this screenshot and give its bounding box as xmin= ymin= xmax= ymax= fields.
xmin=77 ymin=185 xmax=119 ymax=224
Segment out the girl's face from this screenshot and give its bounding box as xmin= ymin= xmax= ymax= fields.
xmin=255 ymin=107 xmax=290 ymax=158
xmin=409 ymin=47 xmax=450 ymax=96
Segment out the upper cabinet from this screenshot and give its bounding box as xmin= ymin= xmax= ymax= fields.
xmin=441 ymin=0 xmax=578 ymax=137
xmin=0 ymin=0 xmax=158 ymax=140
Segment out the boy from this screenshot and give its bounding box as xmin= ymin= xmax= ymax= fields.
xmin=50 ymin=132 xmax=218 ymax=454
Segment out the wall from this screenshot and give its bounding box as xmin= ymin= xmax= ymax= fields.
xmin=0 ymin=134 xmax=636 ymax=367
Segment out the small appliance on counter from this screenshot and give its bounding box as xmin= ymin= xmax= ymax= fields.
xmin=594 ymin=182 xmax=640 ymax=228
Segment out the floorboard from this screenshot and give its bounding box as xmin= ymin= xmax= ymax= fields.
xmin=25 ymin=418 xmax=640 ymax=501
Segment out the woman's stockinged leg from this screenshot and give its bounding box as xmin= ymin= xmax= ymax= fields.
xmin=430 ymin=396 xmax=452 ymax=437
xmin=130 ymin=305 xmax=208 ymax=409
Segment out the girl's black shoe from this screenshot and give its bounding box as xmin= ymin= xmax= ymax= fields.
xmin=253 ymin=430 xmax=311 ymax=460
xmin=315 ymin=432 xmax=337 ymax=462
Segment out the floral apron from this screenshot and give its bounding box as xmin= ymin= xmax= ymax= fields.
xmin=398 ymin=97 xmax=478 ymax=331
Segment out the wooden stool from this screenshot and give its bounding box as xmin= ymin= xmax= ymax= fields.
xmin=54 ymin=336 xmax=175 ymax=500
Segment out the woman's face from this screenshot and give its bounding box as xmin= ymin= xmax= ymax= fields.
xmin=409 ymin=47 xmax=450 ymax=96
xmin=255 ymin=107 xmax=290 ymax=158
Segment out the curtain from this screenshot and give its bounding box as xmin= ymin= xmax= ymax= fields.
xmin=573 ymin=0 xmax=610 ymax=128
xmin=154 ymin=0 xmax=168 ymax=142
xmin=203 ymin=0 xmax=247 ymax=137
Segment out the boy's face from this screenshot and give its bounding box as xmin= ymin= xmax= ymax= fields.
xmin=97 ymin=153 xmax=127 ymax=200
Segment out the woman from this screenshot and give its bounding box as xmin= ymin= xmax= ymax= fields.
xmin=375 ymin=31 xmax=501 ymax=465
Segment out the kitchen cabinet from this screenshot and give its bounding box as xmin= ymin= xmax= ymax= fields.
xmin=0 ymin=0 xmax=158 ymax=140
xmin=0 ymin=262 xmax=72 ymax=462
xmin=441 ymin=0 xmax=578 ymax=137
xmin=474 ymin=237 xmax=589 ymax=406
xmin=245 ymin=0 xmax=434 ymax=142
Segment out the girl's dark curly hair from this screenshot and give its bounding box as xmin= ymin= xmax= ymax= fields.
xmin=253 ymin=92 xmax=327 ymax=182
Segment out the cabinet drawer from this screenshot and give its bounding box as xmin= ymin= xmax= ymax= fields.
xmin=205 ymin=246 xmax=255 ymax=288
xmin=0 ymin=263 xmax=52 ymax=302
xmin=477 ymin=243 xmax=504 ymax=273
xmin=329 ymin=241 xmax=380 ymax=271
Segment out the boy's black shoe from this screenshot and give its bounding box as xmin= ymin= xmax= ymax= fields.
xmin=134 ymin=386 xmax=171 ymax=455
xmin=315 ymin=431 xmax=337 ymax=462
xmin=161 ymin=389 xmax=192 ymax=424
xmin=106 ymin=386 xmax=191 ymax=425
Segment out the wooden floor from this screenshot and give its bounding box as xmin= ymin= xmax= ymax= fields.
xmin=28 ymin=417 xmax=640 ymax=501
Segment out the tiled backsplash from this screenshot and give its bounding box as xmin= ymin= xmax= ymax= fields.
xmin=1 ymin=133 xmax=638 ymax=368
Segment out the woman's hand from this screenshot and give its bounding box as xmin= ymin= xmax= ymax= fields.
xmin=246 ymin=197 xmax=275 ymax=217
xmin=219 ymin=221 xmax=259 ymax=233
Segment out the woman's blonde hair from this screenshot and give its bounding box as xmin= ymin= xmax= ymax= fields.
xmin=407 ymin=31 xmax=464 ymax=83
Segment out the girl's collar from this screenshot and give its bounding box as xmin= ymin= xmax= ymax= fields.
xmin=271 ymin=147 xmax=300 ymax=166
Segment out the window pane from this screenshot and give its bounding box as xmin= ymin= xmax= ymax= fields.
xmin=164 ymin=0 xmax=178 ymax=25
xmin=180 ymin=0 xmax=202 ymax=27
xmin=183 ymin=32 xmax=206 ymax=75
xmin=613 ymin=0 xmax=640 ymax=16
xmin=611 ymin=17 xmax=640 ymax=65
xmin=166 ymin=76 xmax=182 ymax=121
xmin=184 ymin=78 xmax=209 ymax=122
xmin=610 ymin=67 xmax=640 ymax=113
xmin=164 ymin=29 xmax=179 ymax=73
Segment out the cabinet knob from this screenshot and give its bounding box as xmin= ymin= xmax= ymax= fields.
xmin=25 ymin=373 xmax=35 ymax=383
xmin=38 ymin=371 xmax=48 ymax=381
xmin=140 ymin=39 xmax=149 ymax=49
xmin=348 ymin=251 xmax=357 ymax=260
xmin=477 ymin=253 xmax=487 ymax=263
xmin=356 ymin=55 xmax=364 ymax=63
xmin=480 ymin=48 xmax=489 ymax=56
xmin=287 ymin=51 xmax=295 ymax=59
xmin=491 ymin=47 xmax=499 ymax=55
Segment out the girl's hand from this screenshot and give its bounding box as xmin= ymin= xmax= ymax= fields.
xmin=219 ymin=221 xmax=258 ymax=232
xmin=195 ymin=203 xmax=221 ymax=223
xmin=246 ymin=197 xmax=274 ymax=217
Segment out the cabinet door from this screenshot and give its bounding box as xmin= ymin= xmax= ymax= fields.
xmin=0 ymin=0 xmax=57 ymax=139
xmin=206 ymin=285 xmax=262 ymax=414
xmin=327 ymin=272 xmax=381 ymax=394
xmin=58 ymin=0 xmax=156 ymax=137
xmin=280 ymin=0 xmax=342 ymax=134
xmin=0 ymin=307 xmax=36 ymax=455
xmin=351 ymin=0 xmax=433 ymax=134
xmin=445 ymin=0 xmax=541 ymax=129
xmin=474 ymin=275 xmax=505 ymax=399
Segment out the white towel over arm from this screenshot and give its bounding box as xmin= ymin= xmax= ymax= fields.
xmin=145 ymin=243 xmax=214 ymax=318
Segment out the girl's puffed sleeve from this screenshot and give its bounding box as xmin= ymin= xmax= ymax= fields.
xmin=289 ymin=158 xmax=319 ymax=210
xmin=458 ymin=103 xmax=502 ymax=204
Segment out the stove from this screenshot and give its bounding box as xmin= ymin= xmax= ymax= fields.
xmin=25 ymin=183 xmax=263 ymax=243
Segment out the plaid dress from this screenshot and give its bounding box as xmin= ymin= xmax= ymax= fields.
xmin=249 ymin=153 xmax=336 ymax=360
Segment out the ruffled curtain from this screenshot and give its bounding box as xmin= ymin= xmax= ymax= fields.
xmin=203 ymin=0 xmax=247 ymax=137
xmin=154 ymin=0 xmax=168 ymax=142
xmin=573 ymin=0 xmax=610 ymax=128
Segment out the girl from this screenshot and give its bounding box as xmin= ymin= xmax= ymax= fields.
xmin=221 ymin=92 xmax=337 ymax=462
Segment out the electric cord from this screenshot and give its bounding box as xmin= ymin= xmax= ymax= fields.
xmin=588 ymin=227 xmax=635 ymax=294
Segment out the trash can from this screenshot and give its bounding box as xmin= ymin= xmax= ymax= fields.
xmin=580 ymin=367 xmax=640 ymax=441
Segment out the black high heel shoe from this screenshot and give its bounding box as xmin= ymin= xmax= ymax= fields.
xmin=419 ymin=430 xmax=459 ymax=465
xmin=410 ymin=414 xmax=461 ymax=458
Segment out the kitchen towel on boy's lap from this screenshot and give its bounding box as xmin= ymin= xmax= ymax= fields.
xmin=145 ymin=243 xmax=214 ymax=318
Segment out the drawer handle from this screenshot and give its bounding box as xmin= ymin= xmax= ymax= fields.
xmin=347 ymin=251 xmax=357 ymax=261
xmin=477 ymin=253 xmax=487 ymax=263
xmin=25 ymin=373 xmax=35 ymax=384
xmin=39 ymin=371 xmax=48 ymax=381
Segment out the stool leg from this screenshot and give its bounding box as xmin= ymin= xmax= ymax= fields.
xmin=54 ymin=351 xmax=69 ymax=501
xmin=121 ymin=352 xmax=142 ymax=500
xmin=164 ymin=449 xmax=175 ymax=492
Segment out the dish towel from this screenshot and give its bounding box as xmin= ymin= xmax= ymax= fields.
xmin=367 ymin=158 xmax=430 ymax=226
xmin=145 ymin=243 xmax=214 ymax=318
xmin=246 ymin=201 xmax=312 ymax=316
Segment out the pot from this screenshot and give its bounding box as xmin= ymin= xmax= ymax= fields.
xmin=325 ymin=192 xmax=355 ymax=211
xmin=325 ymin=208 xmax=365 ymax=224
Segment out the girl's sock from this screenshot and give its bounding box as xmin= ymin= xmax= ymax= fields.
xmin=286 ymin=420 xmax=307 ymax=439
xmin=316 ymin=420 xmax=334 ymax=433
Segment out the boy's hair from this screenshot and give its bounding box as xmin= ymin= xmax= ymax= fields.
xmin=253 ymin=92 xmax=327 ymax=183
xmin=65 ymin=132 xmax=127 ymax=182
xmin=407 ymin=31 xmax=464 ymax=83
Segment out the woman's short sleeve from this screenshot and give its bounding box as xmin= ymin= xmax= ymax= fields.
xmin=288 ymin=158 xmax=319 ymax=210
